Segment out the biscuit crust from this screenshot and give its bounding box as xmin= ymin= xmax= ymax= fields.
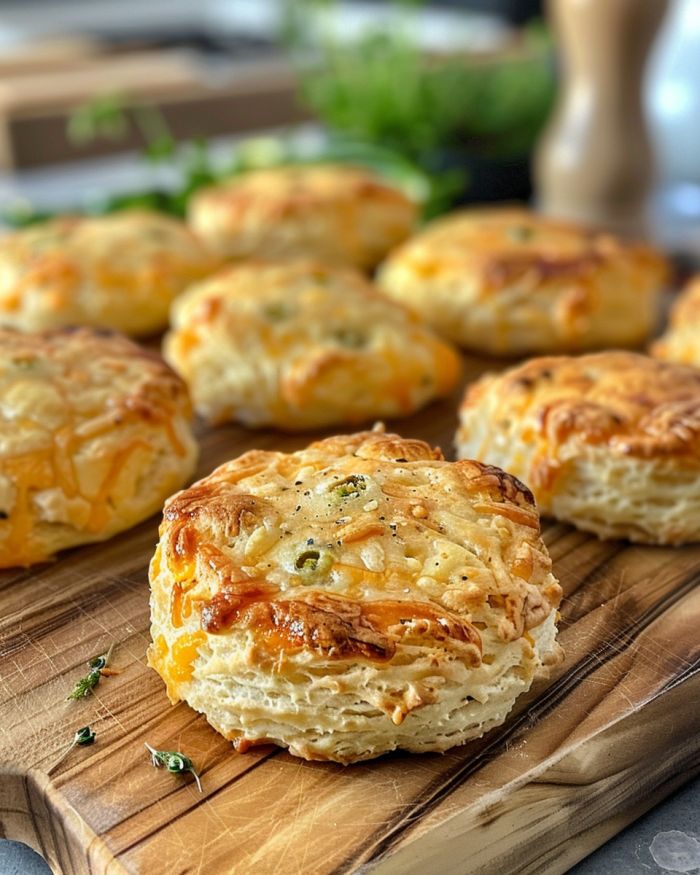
xmin=378 ymin=207 xmax=668 ymax=355
xmin=652 ymin=276 xmax=700 ymax=367
xmin=164 ymin=260 xmax=461 ymax=429
xmin=457 ymin=351 xmax=700 ymax=543
xmin=187 ymin=164 xmax=417 ymax=269
xmin=0 ymin=327 xmax=198 ymax=567
xmin=148 ymin=429 xmax=561 ymax=763
xmin=0 ymin=210 xmax=218 ymax=335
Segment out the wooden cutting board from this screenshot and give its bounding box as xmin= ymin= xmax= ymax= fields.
xmin=1 ymin=355 xmax=699 ymax=875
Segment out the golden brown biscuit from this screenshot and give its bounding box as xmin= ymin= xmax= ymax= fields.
xmin=0 ymin=210 xmax=218 ymax=336
xmin=187 ymin=164 xmax=417 ymax=269
xmin=164 ymin=260 xmax=461 ymax=430
xmin=652 ymin=275 xmax=700 ymax=366
xmin=0 ymin=327 xmax=198 ymax=567
xmin=377 ymin=207 xmax=668 ymax=355
xmin=147 ymin=429 xmax=562 ymax=763
xmin=457 ymin=351 xmax=700 ymax=543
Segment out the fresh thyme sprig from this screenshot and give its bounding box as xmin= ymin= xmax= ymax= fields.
xmin=67 ymin=643 xmax=115 ymax=700
xmin=145 ymin=743 xmax=202 ymax=793
xmin=47 ymin=726 xmax=96 ymax=775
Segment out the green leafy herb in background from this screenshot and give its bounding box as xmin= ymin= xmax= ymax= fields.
xmin=287 ymin=1 xmax=554 ymax=162
xmin=3 ymin=1 xmax=553 ymax=228
xmin=2 ymin=99 xmax=441 ymax=227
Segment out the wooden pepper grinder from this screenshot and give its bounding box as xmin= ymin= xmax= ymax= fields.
xmin=535 ymin=0 xmax=668 ymax=236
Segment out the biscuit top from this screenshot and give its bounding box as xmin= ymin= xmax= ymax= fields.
xmin=0 ymin=327 xmax=192 ymax=561
xmin=382 ymin=207 xmax=667 ymax=293
xmin=166 ymin=260 xmax=461 ymax=422
xmin=0 ymin=209 xmax=216 ymax=304
xmin=170 ymin=258 xmax=451 ymax=348
xmin=153 ymin=430 xmax=560 ymax=683
xmin=463 ymin=351 xmax=700 ymax=460
xmin=190 ymin=164 xmax=413 ymax=216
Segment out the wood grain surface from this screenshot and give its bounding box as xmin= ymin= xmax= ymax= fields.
xmin=1 ymin=355 xmax=699 ymax=875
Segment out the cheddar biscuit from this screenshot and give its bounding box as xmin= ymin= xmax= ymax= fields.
xmin=652 ymin=275 xmax=700 ymax=367
xmin=164 ymin=260 xmax=461 ymax=429
xmin=147 ymin=429 xmax=562 ymax=763
xmin=0 ymin=210 xmax=218 ymax=336
xmin=0 ymin=327 xmax=197 ymax=567
xmin=187 ymin=164 xmax=417 ymax=269
xmin=457 ymin=351 xmax=700 ymax=544
xmin=377 ymin=207 xmax=668 ymax=355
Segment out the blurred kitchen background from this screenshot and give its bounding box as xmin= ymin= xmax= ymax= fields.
xmin=0 ymin=0 xmax=698 ymax=258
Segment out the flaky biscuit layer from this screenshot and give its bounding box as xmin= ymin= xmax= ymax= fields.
xmin=164 ymin=260 xmax=461 ymax=429
xmin=457 ymin=351 xmax=700 ymax=543
xmin=0 ymin=210 xmax=218 ymax=335
xmin=188 ymin=164 xmax=417 ymax=270
xmin=148 ymin=429 xmax=561 ymax=763
xmin=0 ymin=327 xmax=197 ymax=566
xmin=378 ymin=207 xmax=668 ymax=355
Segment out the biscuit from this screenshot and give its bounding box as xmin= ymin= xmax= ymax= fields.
xmin=164 ymin=260 xmax=461 ymax=430
xmin=377 ymin=207 xmax=668 ymax=355
xmin=187 ymin=164 xmax=417 ymax=269
xmin=457 ymin=351 xmax=700 ymax=544
xmin=651 ymin=276 xmax=700 ymax=367
xmin=0 ymin=210 xmax=218 ymax=336
xmin=147 ymin=429 xmax=562 ymax=763
xmin=0 ymin=327 xmax=198 ymax=567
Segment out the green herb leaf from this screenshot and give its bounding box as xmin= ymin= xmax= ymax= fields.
xmin=47 ymin=726 xmax=96 ymax=774
xmin=67 ymin=669 xmax=101 ymax=700
xmin=145 ymin=743 xmax=202 ymax=792
xmin=332 ymin=327 xmax=367 ymax=349
xmin=68 ymin=644 xmax=114 ymax=700
xmin=67 ymin=93 xmax=128 ymax=146
xmin=294 ymin=548 xmax=334 ymax=579
xmin=263 ymin=302 xmax=293 ymax=322
xmin=508 ymin=225 xmax=535 ymax=242
xmin=75 ymin=726 xmax=96 ymax=746
xmin=145 ymin=135 xmax=176 ymax=163
xmin=334 ymin=475 xmax=367 ymax=498
xmin=295 ymin=549 xmax=321 ymax=571
xmin=11 ymin=356 xmax=39 ymax=370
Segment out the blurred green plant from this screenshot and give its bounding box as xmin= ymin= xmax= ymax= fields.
xmin=3 ymin=91 xmax=447 ymax=227
xmin=2 ymin=4 xmax=554 ymax=229
xmin=4 ymin=97 xmax=230 ymax=227
xmin=285 ymin=0 xmax=555 ymax=207
xmin=67 ymin=93 xmax=177 ymax=163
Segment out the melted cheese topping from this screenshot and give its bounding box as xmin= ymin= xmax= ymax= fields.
xmin=0 ymin=210 xmax=218 ymax=335
xmin=164 ymin=260 xmax=461 ymax=429
xmin=382 ymin=207 xmax=667 ymax=293
xmin=188 ymin=164 xmax=417 ymax=269
xmin=0 ymin=327 xmax=194 ymax=567
xmin=377 ymin=207 xmax=669 ymax=355
xmin=150 ymin=632 xmax=207 ymax=701
xmin=461 ymin=351 xmax=700 ymax=462
xmin=150 ymin=430 xmax=560 ymax=685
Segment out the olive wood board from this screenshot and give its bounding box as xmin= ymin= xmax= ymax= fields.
xmin=1 ymin=355 xmax=699 ymax=875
